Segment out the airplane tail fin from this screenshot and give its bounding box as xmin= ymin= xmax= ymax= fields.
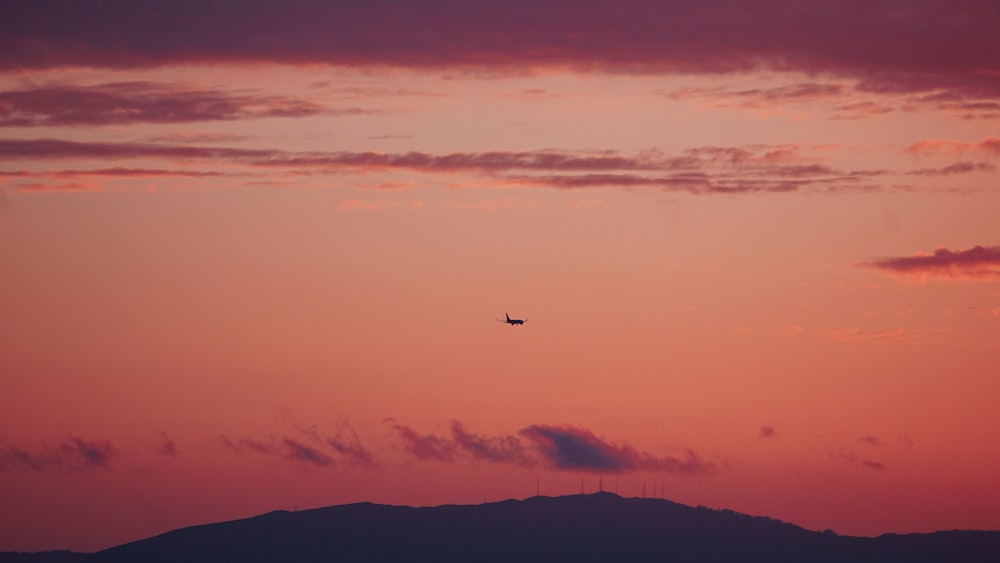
xmin=506 ymin=313 xmax=510 ymax=321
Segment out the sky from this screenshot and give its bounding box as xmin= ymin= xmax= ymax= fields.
xmin=1 ymin=0 xmax=999 ymax=552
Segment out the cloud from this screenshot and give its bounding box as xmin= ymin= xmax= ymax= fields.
xmin=1 ymin=138 xmax=887 ymax=195
xmin=219 ymin=435 xmax=334 ymax=467
xmin=518 ymin=425 xmax=713 ymax=475
xmin=0 ymin=82 xmax=336 ymax=127
xmin=825 ymin=328 xmax=920 ymax=342
xmin=0 ymin=436 xmax=116 ymax=472
xmin=858 ymin=436 xmax=883 ymax=447
xmin=903 ymin=137 xmax=1000 ymax=157
xmin=970 ymin=306 xmax=1000 ymax=316
xmin=861 ymin=245 xmax=1000 ymax=280
xmin=449 ymin=420 xmax=534 ymax=466
xmin=15 ymin=182 xmax=101 ymax=192
xmin=336 ymin=199 xmax=401 ymax=211
xmin=281 ymin=438 xmax=334 ymax=467
xmin=836 ymin=452 xmax=887 ymax=471
xmin=158 ymin=433 xmax=178 ymax=459
xmin=325 ymin=424 xmax=377 ymax=468
xmin=758 ymin=426 xmax=778 ymax=439
xmin=905 ymin=161 xmax=996 ymax=176
xmin=385 ymin=421 xmax=456 ymax=462
xmin=3 ymin=1 xmax=1000 ymax=100
xmin=386 ymin=420 xmax=712 ymax=475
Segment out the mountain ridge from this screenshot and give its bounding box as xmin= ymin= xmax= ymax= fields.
xmin=7 ymin=493 xmax=999 ymax=562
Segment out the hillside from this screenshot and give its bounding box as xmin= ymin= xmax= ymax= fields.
xmin=83 ymin=493 xmax=999 ymax=562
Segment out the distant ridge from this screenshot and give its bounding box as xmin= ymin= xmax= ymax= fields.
xmin=65 ymin=493 xmax=1000 ymax=562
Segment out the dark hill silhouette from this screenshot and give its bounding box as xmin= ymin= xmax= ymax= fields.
xmin=72 ymin=493 xmax=999 ymax=562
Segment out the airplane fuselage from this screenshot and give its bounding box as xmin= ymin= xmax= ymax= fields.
xmin=504 ymin=313 xmax=525 ymax=325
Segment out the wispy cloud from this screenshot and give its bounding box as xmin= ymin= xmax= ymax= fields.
xmin=324 ymin=423 xmax=378 ymax=468
xmin=825 ymin=328 xmax=921 ymax=342
xmin=0 ymin=82 xmax=340 ymax=127
xmin=758 ymin=426 xmax=778 ymax=439
xmin=858 ymin=436 xmax=883 ymax=447
xmin=385 ymin=420 xmax=456 ymax=462
xmin=0 ymin=436 xmax=116 ymax=472
xmin=905 ymin=162 xmax=996 ymax=176
xmin=836 ymin=452 xmax=887 ymax=471
xmin=450 ymin=421 xmax=534 ymax=466
xmin=3 ymin=139 xmax=888 ymax=195
xmin=219 ymin=435 xmax=334 ymax=467
xmin=860 ymin=245 xmax=1000 ymax=280
xmin=158 ymin=432 xmax=178 ymax=459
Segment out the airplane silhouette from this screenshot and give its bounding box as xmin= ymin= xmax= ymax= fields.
xmin=498 ymin=313 xmax=526 ymax=326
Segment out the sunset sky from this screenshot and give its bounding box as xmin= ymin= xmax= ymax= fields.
xmin=2 ymin=0 xmax=1000 ymax=552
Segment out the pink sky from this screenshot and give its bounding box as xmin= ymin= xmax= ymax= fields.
xmin=2 ymin=0 xmax=999 ymax=552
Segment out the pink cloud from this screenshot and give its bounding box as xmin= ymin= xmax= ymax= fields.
xmin=969 ymin=306 xmax=1000 ymax=316
xmin=861 ymin=245 xmax=1000 ymax=279
xmin=902 ymin=137 xmax=1000 ymax=156
xmin=825 ymin=328 xmax=921 ymax=342
xmin=758 ymin=426 xmax=778 ymax=439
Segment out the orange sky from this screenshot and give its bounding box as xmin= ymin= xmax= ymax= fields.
xmin=1 ymin=1 xmax=999 ymax=552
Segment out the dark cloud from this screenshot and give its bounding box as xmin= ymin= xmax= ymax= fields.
xmin=158 ymin=433 xmax=178 ymax=459
xmin=858 ymin=436 xmax=882 ymax=447
xmin=519 ymin=425 xmax=713 ymax=475
xmin=220 ymin=435 xmax=334 ymax=467
xmin=837 ymin=453 xmax=887 ymax=471
xmin=758 ymin=426 xmax=778 ymax=439
xmin=0 ymin=82 xmax=331 ymax=127
xmin=2 ymin=1 xmax=999 ymax=100
xmin=325 ymin=424 xmax=377 ymax=467
xmin=449 ymin=420 xmax=534 ymax=466
xmin=386 ymin=420 xmax=712 ymax=475
xmin=861 ymin=245 xmax=1000 ymax=279
xmin=385 ymin=420 xmax=456 ymax=462
xmin=0 ymin=436 xmax=115 ymax=472
xmin=282 ymin=438 xmax=334 ymax=467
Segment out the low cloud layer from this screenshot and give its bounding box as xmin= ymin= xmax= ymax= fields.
xmin=3 ymin=1 xmax=999 ymax=102
xmin=387 ymin=420 xmax=713 ymax=475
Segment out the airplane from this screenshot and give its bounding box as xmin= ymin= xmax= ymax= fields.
xmin=498 ymin=313 xmax=526 ymax=326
